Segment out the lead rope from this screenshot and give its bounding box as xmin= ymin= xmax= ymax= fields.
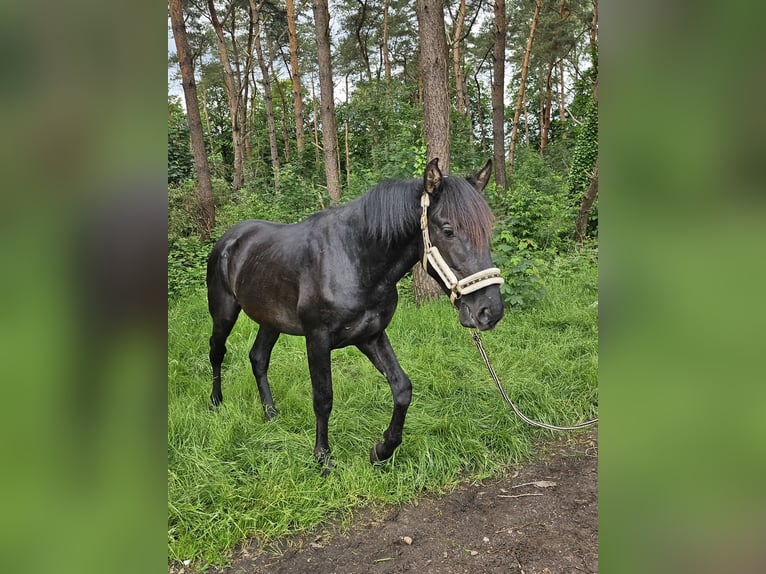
xmin=420 ymin=191 xmax=596 ymax=430
xmin=471 ymin=330 xmax=598 ymax=431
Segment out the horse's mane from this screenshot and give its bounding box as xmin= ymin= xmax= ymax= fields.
xmin=359 ymin=175 xmax=495 ymax=251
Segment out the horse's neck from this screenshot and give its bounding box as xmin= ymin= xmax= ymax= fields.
xmin=385 ymin=235 xmax=421 ymax=283
xmin=361 ymin=228 xmax=421 ymax=288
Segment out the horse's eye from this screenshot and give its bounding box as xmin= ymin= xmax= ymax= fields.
xmin=443 ymin=225 xmax=454 ymax=238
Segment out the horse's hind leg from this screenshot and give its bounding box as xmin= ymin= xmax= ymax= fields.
xmin=208 ymin=292 xmax=241 ymax=406
xmin=249 ymin=325 xmax=280 ymax=420
xmin=357 ymin=331 xmax=412 ymax=464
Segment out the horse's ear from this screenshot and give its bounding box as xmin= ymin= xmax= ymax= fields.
xmin=469 ymin=159 xmax=492 ymax=193
xmin=423 ymin=158 xmax=442 ymax=198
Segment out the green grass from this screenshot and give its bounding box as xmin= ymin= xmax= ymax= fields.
xmin=168 ymin=253 xmax=597 ymax=569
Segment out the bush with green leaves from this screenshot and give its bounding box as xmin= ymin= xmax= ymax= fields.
xmin=491 ymin=228 xmax=547 ymax=310
xmin=490 ymin=147 xmax=574 ymax=253
xmin=168 ymin=235 xmax=212 ymax=299
xmin=168 ymin=96 xmax=194 ymax=185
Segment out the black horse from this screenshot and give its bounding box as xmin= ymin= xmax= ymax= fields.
xmin=206 ymin=159 xmax=504 ymax=472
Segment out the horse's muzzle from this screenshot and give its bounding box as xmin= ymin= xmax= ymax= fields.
xmin=458 ymin=287 xmax=504 ymax=331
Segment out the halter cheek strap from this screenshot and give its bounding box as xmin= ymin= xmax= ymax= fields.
xmin=420 ymin=192 xmax=504 ymax=304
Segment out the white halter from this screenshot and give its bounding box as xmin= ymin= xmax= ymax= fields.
xmin=420 ymin=192 xmax=504 ymax=304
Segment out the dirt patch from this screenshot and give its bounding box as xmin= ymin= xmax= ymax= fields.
xmin=200 ymin=429 xmax=597 ymax=574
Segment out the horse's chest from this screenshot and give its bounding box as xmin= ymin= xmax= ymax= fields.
xmin=332 ymin=307 xmax=391 ymax=347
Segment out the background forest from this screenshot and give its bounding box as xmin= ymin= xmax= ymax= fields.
xmin=168 ymin=0 xmax=598 ymax=307
xmin=168 ymin=1 xmax=598 ymax=567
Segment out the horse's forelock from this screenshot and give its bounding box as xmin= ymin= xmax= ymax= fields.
xmin=436 ymin=177 xmax=495 ymax=251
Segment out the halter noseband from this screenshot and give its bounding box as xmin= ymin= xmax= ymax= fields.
xmin=420 ymin=192 xmax=504 ymax=304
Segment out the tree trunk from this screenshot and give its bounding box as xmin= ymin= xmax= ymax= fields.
xmin=451 ymin=0 xmax=468 ymax=116
xmin=574 ymin=161 xmax=597 ymax=245
xmin=491 ymin=0 xmax=507 ymax=192
xmin=540 ymin=60 xmax=555 ymax=156
xmin=312 ymin=0 xmax=341 ymax=204
xmin=344 ymin=121 xmax=351 ymax=190
xmin=382 ymin=0 xmax=392 ymax=82
xmin=311 ymin=74 xmax=321 ymax=164
xmin=252 ymin=9 xmax=280 ymax=190
xmin=559 ymin=58 xmax=567 ymax=139
xmin=416 ymin=0 xmax=451 ymax=173
xmin=355 ymin=0 xmax=373 ymax=82
xmin=267 ymin=32 xmax=291 ymax=164
xmin=169 ymin=0 xmax=215 ymax=237
xmin=508 ymin=0 xmax=541 ymax=174
xmin=272 ymin=60 xmax=292 ymax=164
xmin=285 ymin=0 xmax=306 ymax=155
xmin=414 ymin=0 xmax=450 ymax=304
xmin=474 ymin=71 xmax=487 ymax=153
xmin=207 ymin=0 xmax=245 ymax=192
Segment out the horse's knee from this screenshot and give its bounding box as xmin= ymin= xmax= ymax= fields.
xmin=248 ymin=347 xmax=267 ymax=377
xmin=209 ymin=336 xmax=227 ymax=364
xmin=392 ymin=377 xmax=412 ymax=409
xmin=209 ymin=346 xmax=226 ymax=366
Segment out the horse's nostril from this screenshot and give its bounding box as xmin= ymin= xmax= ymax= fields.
xmin=477 ymin=307 xmax=491 ymax=324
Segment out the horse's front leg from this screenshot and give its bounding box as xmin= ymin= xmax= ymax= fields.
xmin=305 ymin=333 xmax=334 ymax=475
xmin=357 ymin=331 xmax=412 ymax=464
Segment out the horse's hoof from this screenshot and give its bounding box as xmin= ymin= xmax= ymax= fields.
xmin=370 ymin=442 xmax=384 ymax=464
xmin=315 ymin=449 xmax=334 ymax=476
xmin=210 ymin=394 xmax=223 ymax=407
xmin=263 ymin=405 xmax=278 ymax=421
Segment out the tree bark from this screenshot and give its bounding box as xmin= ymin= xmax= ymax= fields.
xmin=491 ymin=0 xmax=507 ymax=192
xmin=344 ymin=121 xmax=351 ymax=190
xmin=474 ymin=71 xmax=487 ymax=153
xmin=312 ymin=0 xmax=341 ymax=204
xmin=540 ymin=59 xmax=555 ymax=156
xmin=285 ymin=0 xmax=306 ymax=155
xmin=251 ymin=6 xmax=280 ymax=190
xmin=574 ymin=161 xmax=597 ymax=245
xmin=270 ymin=40 xmax=292 ymax=164
xmin=169 ymin=0 xmax=215 ymax=237
xmin=382 ymin=0 xmax=392 ymax=82
xmin=416 ymin=0 xmax=450 ymax=173
xmin=414 ymin=0 xmax=450 ymax=304
xmin=310 ymin=73 xmax=321 ymax=164
xmin=451 ymin=0 xmax=468 ymax=116
xmin=355 ymin=0 xmax=373 ymax=82
xmin=508 ymin=0 xmax=541 ymax=174
xmin=207 ymin=0 xmax=245 ymax=192
xmin=559 ymin=58 xmax=567 ymax=139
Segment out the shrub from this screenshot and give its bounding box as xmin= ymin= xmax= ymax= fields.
xmin=491 ymin=228 xmax=547 ymax=310
xmin=168 ymin=235 xmax=212 ymax=299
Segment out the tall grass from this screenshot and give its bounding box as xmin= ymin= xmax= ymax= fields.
xmin=168 ymin=252 xmax=597 ymax=569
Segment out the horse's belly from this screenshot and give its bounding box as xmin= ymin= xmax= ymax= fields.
xmin=240 ymin=302 xmax=305 ymax=336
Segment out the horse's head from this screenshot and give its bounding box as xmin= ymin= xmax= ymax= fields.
xmin=421 ymin=158 xmax=505 ymax=331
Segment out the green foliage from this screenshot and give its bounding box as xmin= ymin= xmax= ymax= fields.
xmin=491 ymin=230 xmax=547 ymax=310
xmin=337 ymin=79 xmax=425 ymax=180
xmin=169 ymin=178 xmax=230 ymax=238
xmin=168 ymin=235 xmax=212 ymax=300
xmin=568 ymin=96 xmax=598 ymax=199
xmin=168 ymin=96 xmax=194 ymax=185
xmin=491 ymin=147 xmax=575 ymax=253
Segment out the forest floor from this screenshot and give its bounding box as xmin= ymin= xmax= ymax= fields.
xmin=201 ymin=428 xmax=597 ymax=574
